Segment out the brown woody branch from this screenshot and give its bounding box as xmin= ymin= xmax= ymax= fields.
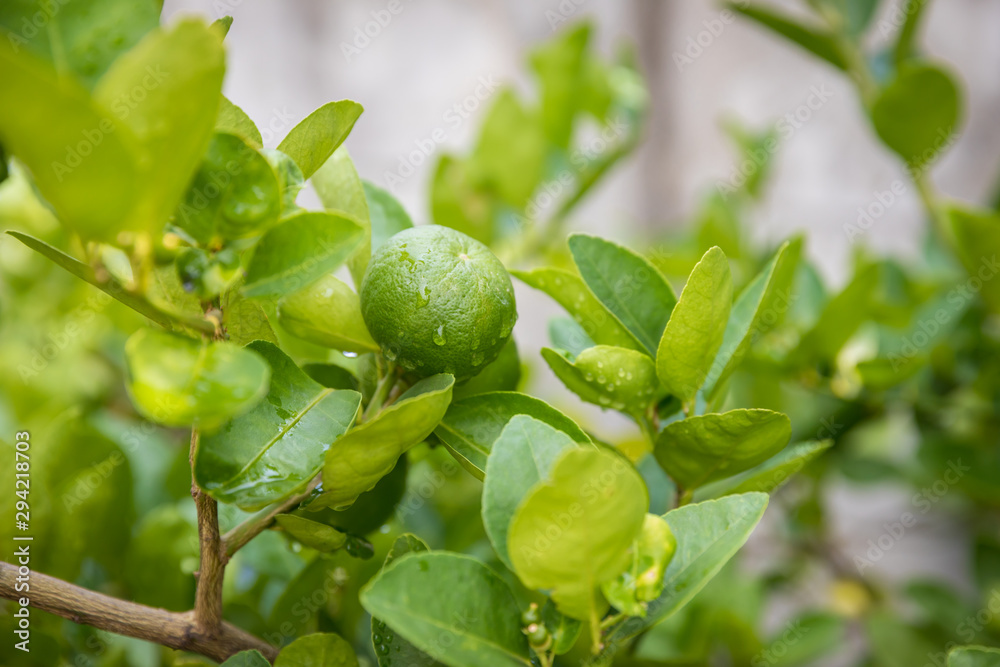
xmin=190 ymin=428 xmax=225 ymax=634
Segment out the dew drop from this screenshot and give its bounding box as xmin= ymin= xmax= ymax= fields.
xmin=433 ymin=325 xmax=447 ymax=346
xmin=373 ymin=634 xmax=383 ymax=643
xmin=626 ymin=372 xmax=633 ymax=380
xmin=584 ymin=373 xmax=594 ymax=382
xmin=472 ymin=352 xmax=484 ymax=366
xmin=618 ymin=369 xmax=626 ymax=378
xmin=597 ymin=375 xmax=606 ymax=384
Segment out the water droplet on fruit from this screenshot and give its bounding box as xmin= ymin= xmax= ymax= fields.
xmin=597 ymin=375 xmax=606 ymax=384
xmin=584 ymin=373 xmax=594 ymax=382
xmin=416 ymin=282 xmax=431 ymax=307
xmin=384 ymin=348 xmax=397 ymax=361
xmin=626 ymin=372 xmax=633 ymax=380
xmin=599 ymin=396 xmax=611 ymax=405
xmin=433 ymin=325 xmax=446 ymax=346
xmin=597 ymin=361 xmax=604 ymax=369
xmin=618 ymin=369 xmax=626 ymax=378
xmin=472 ymin=352 xmax=484 ymax=366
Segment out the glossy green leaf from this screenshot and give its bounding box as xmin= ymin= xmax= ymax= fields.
xmin=313 ymin=146 xmax=371 ymax=288
xmin=360 ymin=552 xmax=532 ymax=667
xmin=949 ymin=205 xmax=1000 ymax=313
xmin=482 ymin=416 xmax=590 ymax=569
xmin=278 ymin=100 xmax=363 ymax=179
xmin=656 ymin=246 xmax=733 ymax=404
xmin=871 ymin=64 xmax=961 ymax=169
xmin=274 ymin=515 xmax=348 ymax=552
xmin=216 ymin=96 xmax=263 ymax=148
xmin=194 ymin=341 xmax=361 ymax=510
xmin=125 ymin=329 xmax=270 ymax=429
xmin=601 ymin=514 xmax=676 ymax=617
xmin=508 ymin=447 xmax=648 ymax=619
xmin=703 ymin=239 xmax=801 ymax=400
xmin=949 ymin=646 xmax=1000 ymax=667
xmin=370 ymin=534 xmax=443 ymax=667
xmin=548 ymin=316 xmax=596 ymax=358
xmin=542 ymin=345 xmax=658 ymax=416
xmin=220 ymin=650 xmax=271 ymax=667
xmin=695 ymin=440 xmax=832 ymax=501
xmin=568 ymin=234 xmax=677 ymax=354
xmin=223 ymin=295 xmax=280 ymax=346
xmin=277 ymin=274 xmax=378 ymax=353
xmin=655 ymin=409 xmax=791 ymax=490
xmin=541 ymin=600 xmax=582 ymax=656
xmin=173 ymin=132 xmax=281 ymax=245
xmin=730 ymin=4 xmax=848 ymax=70
xmin=452 ymin=337 xmax=521 ymax=401
xmin=606 ymin=493 xmax=768 ymax=644
xmin=0 ymin=39 xmax=139 ymax=239
xmin=364 ymin=180 xmax=414 ymax=253
xmin=318 ymin=374 xmax=454 ymax=509
xmin=513 ymin=267 xmax=644 ymax=352
xmin=275 ymin=633 xmax=358 ymax=667
xmin=243 ymin=210 xmax=365 ymax=298
xmin=434 ymin=392 xmax=590 ymax=480
xmin=94 ymin=19 xmax=225 ymax=234
xmin=299 ymin=457 xmax=405 ymax=537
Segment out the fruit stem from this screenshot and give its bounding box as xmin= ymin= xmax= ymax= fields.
xmin=363 ymin=359 xmax=397 ymax=421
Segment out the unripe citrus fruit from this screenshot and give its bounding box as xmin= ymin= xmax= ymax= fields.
xmin=360 ymin=225 xmax=517 ymax=379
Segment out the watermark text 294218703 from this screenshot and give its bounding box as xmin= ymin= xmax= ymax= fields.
xmin=12 ymin=431 xmax=32 ymax=653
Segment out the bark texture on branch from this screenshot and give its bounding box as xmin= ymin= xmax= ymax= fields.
xmin=191 ymin=428 xmax=224 ymax=634
xmin=0 ymin=561 xmax=278 ymax=663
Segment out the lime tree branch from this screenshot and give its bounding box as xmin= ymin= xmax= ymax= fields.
xmin=221 ymin=475 xmax=322 ymax=559
xmin=0 ymin=561 xmax=279 ymax=663
xmin=190 ymin=428 xmax=224 ymax=634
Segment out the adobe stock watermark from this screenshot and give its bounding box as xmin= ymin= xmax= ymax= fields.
xmin=544 ymin=0 xmax=588 ymax=31
xmin=853 ymin=459 xmax=970 ymax=574
xmin=877 ymin=0 xmax=929 ymax=38
xmin=921 ymin=589 xmax=1000 ymax=667
xmin=752 ymin=620 xmax=808 ymax=667
xmin=673 ymin=1 xmax=750 ymax=72
xmin=716 ymin=83 xmax=834 ymax=200
xmin=340 ymin=0 xmax=413 ymax=63
xmin=5 ymin=0 xmax=70 ymax=52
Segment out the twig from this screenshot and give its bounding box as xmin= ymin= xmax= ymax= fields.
xmin=221 ymin=476 xmax=322 ymax=560
xmin=190 ymin=428 xmax=224 ymax=635
xmin=0 ymin=561 xmax=278 ymax=663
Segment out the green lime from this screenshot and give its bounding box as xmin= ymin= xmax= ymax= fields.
xmin=360 ymin=225 xmax=517 ymax=379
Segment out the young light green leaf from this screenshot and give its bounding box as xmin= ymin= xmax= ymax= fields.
xmin=703 ymin=238 xmax=801 ymax=400
xmin=173 ymin=132 xmax=281 ymax=245
xmin=601 ymin=514 xmax=676 ymax=617
xmin=125 ymin=329 xmax=270 ymax=429
xmin=212 ymin=15 xmax=234 ymax=38
xmin=434 ymin=392 xmax=590 ymax=480
xmin=360 ymin=552 xmax=532 ymax=667
xmin=513 ymin=267 xmax=644 ymax=352
xmin=541 ymin=600 xmax=582 ymax=656
xmin=695 ymin=440 xmax=831 ymax=503
xmin=0 ymin=40 xmax=139 ymax=240
xmin=530 ymin=23 xmax=590 ymax=149
xmin=193 ymin=341 xmax=361 ymax=510
xmin=482 ymin=416 xmax=589 ymax=569
xmin=605 ymin=493 xmax=769 ymax=645
xmin=430 ymin=154 xmax=494 ymax=244
xmin=948 ymin=205 xmax=1000 ymax=313
xmin=364 ymin=180 xmax=414 ymax=253
xmin=274 ymin=633 xmax=358 ymax=667
xmin=223 ymin=296 xmax=280 ymax=346
xmin=274 ymin=515 xmax=348 ymax=552
xmin=472 ymin=88 xmax=546 ymax=208
xmin=220 ymin=650 xmax=271 ymax=667
xmin=508 ymin=447 xmax=648 ymax=620
xmin=313 ymin=146 xmax=371 ymax=287
xmin=216 ymin=96 xmax=263 ymax=148
xmin=277 ymin=274 xmax=378 ymax=353
xmin=94 ymin=19 xmax=225 ymax=234
xmin=277 ymin=101 xmax=363 ymax=179
xmin=656 ymin=246 xmax=733 ymax=404
xmin=568 ymin=234 xmax=677 ymax=355
xmin=655 ymin=409 xmax=791 ymax=490
xmin=948 ymin=646 xmax=1000 ymax=667
xmin=243 ymin=210 xmax=365 ymax=298
xmin=871 ymin=64 xmax=961 ymax=169
xmin=264 ymin=148 xmax=306 ymax=217
xmin=318 ymin=374 xmax=454 ymax=509
xmin=729 ymin=3 xmax=848 ymax=70
xmin=542 ymin=345 xmax=658 ymax=416
xmin=795 ymin=262 xmax=878 ymax=361
xmin=548 ymin=316 xmax=596 ymax=358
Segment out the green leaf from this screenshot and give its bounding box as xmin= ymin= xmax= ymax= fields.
xmin=656 ymin=246 xmax=733 ymax=404
xmin=264 ymin=148 xmax=306 ymax=217
xmin=655 ymin=409 xmax=791 ymax=490
xmin=568 ymin=234 xmax=677 ymax=355
xmin=370 ymin=534 xmax=444 ymax=667
xmin=548 ymin=316 xmax=596 ymax=357
xmin=795 ymin=262 xmax=878 ymax=361
xmin=173 ymin=132 xmax=281 ymax=245
xmin=601 ymin=514 xmax=676 ymax=617
xmin=472 ymin=88 xmax=546 ymax=208
xmin=893 ymin=0 xmax=930 ymax=65
xmin=513 ymin=267 xmax=644 ymax=352
xmin=541 ymin=600 xmax=582 ymax=656
xmin=299 ymin=457 xmax=405 ymax=537
xmin=606 ymin=493 xmax=769 ymax=644
xmin=223 ymin=295 xmax=280 ymax=346
xmin=434 ymin=392 xmax=590 ymax=480
xmin=703 ymin=239 xmax=801 ymax=400
xmin=949 ymin=646 xmax=1000 ymax=667
xmin=212 ymin=15 xmax=234 ymax=38
xmin=482 ymin=416 xmax=590 ymax=569
xmin=274 ymin=515 xmax=348 ymax=552
xmin=729 ymin=3 xmax=848 ymax=70
xmin=125 ymin=329 xmax=270 ymax=429
xmin=6 ymin=231 xmax=177 ymax=329
xmin=0 ymin=40 xmax=139 ymax=240
xmin=243 ymin=210 xmax=365 ymax=298
xmin=313 ymin=146 xmax=371 ymax=288
xmin=360 ymin=552 xmax=532 ymax=667
xmin=0 ymin=0 xmax=160 ymax=88
xmin=194 ymin=341 xmax=360 ymax=510
xmin=949 ymin=205 xmax=1000 ymax=313
xmin=871 ymin=64 xmax=960 ymax=169
xmin=452 ymin=338 xmax=521 ymax=401
xmin=277 ymin=101 xmax=363 ymax=179
xmin=508 ymin=447 xmax=648 ymax=620
xmin=277 ymin=274 xmax=378 ymax=353
xmin=695 ymin=440 xmax=832 ymax=501
xmin=530 ymin=22 xmax=590 ymax=148
xmin=364 ymin=180 xmax=414 ymax=253
xmin=542 ymin=345 xmax=658 ymax=416
xmin=220 ymin=651 xmax=271 ymax=667
xmin=319 ymin=374 xmax=455 ymax=509
xmin=93 ymin=19 xmax=225 ymax=234
xmin=275 ymin=633 xmax=358 ymax=667
xmin=430 ymin=154 xmax=494 ymax=244
xmin=841 ymin=0 xmax=881 ymax=37
xmin=125 ymin=505 xmax=198 ymax=611
xmin=216 ymin=96 xmax=263 ymax=148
